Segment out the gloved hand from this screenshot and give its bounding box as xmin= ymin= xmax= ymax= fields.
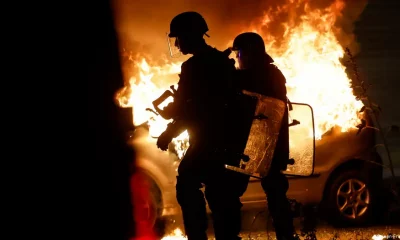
xmin=157 ymin=131 xmax=173 ymax=151
xmin=160 ymin=103 xmax=175 ymax=120
xmin=223 ymin=47 xmax=232 ymax=56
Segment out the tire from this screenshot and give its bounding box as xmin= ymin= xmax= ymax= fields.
xmin=131 ymin=170 xmax=166 ymax=237
xmin=323 ymin=169 xmax=383 ymax=227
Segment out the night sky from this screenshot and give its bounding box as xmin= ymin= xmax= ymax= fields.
xmin=351 ymin=0 xmax=400 ymax=173
xmin=354 ymin=0 xmax=400 ymax=128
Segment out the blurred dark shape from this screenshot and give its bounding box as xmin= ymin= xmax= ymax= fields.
xmin=87 ymin=0 xmax=136 ymax=239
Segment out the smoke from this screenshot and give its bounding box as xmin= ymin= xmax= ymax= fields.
xmin=112 ymin=0 xmax=367 ymax=56
xmin=334 ymin=0 xmax=369 ymax=54
xmin=112 ymin=0 xmax=267 ymax=60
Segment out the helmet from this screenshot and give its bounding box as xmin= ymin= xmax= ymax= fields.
xmin=168 ymin=12 xmax=209 ymax=38
xmin=232 ymin=32 xmax=266 ymax=52
xmin=232 ymin=32 xmax=274 ymax=68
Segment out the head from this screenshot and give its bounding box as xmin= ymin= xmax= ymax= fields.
xmin=167 ymin=12 xmax=209 ymax=57
xmin=232 ymin=32 xmax=274 ymax=69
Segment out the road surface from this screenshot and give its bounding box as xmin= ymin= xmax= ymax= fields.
xmin=161 ymin=208 xmax=400 ymax=240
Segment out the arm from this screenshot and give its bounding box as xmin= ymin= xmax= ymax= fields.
xmin=271 ymin=66 xmax=288 ymax=102
xmin=160 ymin=62 xmax=192 ymax=119
xmin=156 ymin=63 xmax=191 ymax=150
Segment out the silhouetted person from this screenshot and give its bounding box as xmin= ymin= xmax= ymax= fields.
xmin=232 ymin=32 xmax=298 ymax=240
xmin=156 ymin=11 xmax=249 ymax=240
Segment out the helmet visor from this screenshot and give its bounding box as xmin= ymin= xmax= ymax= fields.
xmin=166 ymin=33 xmax=182 ymax=58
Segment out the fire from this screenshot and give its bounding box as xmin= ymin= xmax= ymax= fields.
xmin=372 ymin=235 xmax=385 ymax=240
xmin=116 ymin=57 xmax=189 ymax=157
xmin=117 ymin=58 xmax=180 ymax=135
xmin=248 ymin=0 xmax=363 ymax=139
xmin=117 ymin=0 xmax=363 ymax=156
xmin=372 ymin=234 xmax=400 ymax=240
xmin=160 ymin=228 xmax=187 ymax=240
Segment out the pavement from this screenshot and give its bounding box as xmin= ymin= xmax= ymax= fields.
xmin=237 ymin=209 xmax=400 ymax=240
xmin=161 ymin=206 xmax=400 ymax=240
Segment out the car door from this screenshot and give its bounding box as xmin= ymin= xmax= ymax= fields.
xmin=241 ymin=102 xmax=316 ymax=202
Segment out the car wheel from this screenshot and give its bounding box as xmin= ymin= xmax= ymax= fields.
xmin=131 ymin=170 xmax=165 ymax=237
xmin=324 ymin=169 xmax=381 ymax=226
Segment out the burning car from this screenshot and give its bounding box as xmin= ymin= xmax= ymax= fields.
xmin=129 ymin=101 xmax=383 ymax=233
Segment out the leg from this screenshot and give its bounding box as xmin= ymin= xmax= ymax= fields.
xmin=205 ymin=169 xmax=250 ymax=240
xmin=300 ymin=204 xmax=318 ymax=240
xmin=262 ymin=170 xmax=297 ymax=240
xmin=176 ymin=173 xmax=208 ymax=240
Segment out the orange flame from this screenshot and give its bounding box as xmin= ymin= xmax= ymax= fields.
xmin=248 ymin=0 xmax=363 ymax=139
xmin=116 ymin=0 xmax=363 ymax=160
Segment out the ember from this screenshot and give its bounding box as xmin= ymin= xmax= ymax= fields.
xmin=161 ymin=228 xmax=187 ymax=240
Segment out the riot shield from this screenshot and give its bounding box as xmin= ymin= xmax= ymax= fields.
xmin=225 ymin=90 xmax=286 ymax=178
xmin=283 ymin=102 xmax=315 ymax=176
